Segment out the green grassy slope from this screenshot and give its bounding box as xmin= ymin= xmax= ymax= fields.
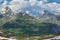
xmin=0 ymin=12 xmax=60 ymax=36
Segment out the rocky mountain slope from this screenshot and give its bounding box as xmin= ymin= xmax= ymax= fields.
xmin=0 ymin=12 xmax=59 ymax=36
xmin=0 ymin=4 xmax=60 ymax=36
xmin=38 ymin=10 xmax=60 ymax=21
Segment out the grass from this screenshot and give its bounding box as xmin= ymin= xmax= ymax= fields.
xmin=16 ymin=34 xmax=55 ymax=40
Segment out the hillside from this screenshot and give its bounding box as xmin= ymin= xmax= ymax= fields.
xmin=0 ymin=12 xmax=60 ymax=37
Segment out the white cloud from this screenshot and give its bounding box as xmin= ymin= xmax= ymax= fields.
xmin=9 ymin=0 xmax=47 ymax=12
xmin=9 ymin=0 xmax=30 ymax=12
xmin=41 ymin=0 xmax=48 ymax=2
xmin=29 ymin=0 xmax=38 ymax=5
xmin=45 ymin=2 xmax=60 ymax=12
xmin=1 ymin=0 xmax=60 ymax=14
xmin=37 ymin=1 xmax=60 ymax=13
xmin=2 ymin=0 xmax=9 ymax=6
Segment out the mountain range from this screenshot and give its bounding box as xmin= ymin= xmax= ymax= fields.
xmin=19 ymin=6 xmax=60 ymax=21
xmin=0 ymin=5 xmax=60 ymax=36
xmin=0 ymin=5 xmax=60 ymax=21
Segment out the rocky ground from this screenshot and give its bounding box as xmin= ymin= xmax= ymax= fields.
xmin=0 ymin=36 xmax=16 ymax=40
xmin=44 ymin=36 xmax=60 ymax=40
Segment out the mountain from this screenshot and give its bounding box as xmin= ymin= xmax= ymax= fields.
xmin=0 ymin=6 xmax=16 ymax=27
xmin=0 ymin=0 xmax=14 ymax=18
xmin=56 ymin=15 xmax=60 ymax=21
xmin=0 ymin=6 xmax=14 ymax=17
xmin=37 ymin=10 xmax=55 ymax=19
xmin=19 ymin=6 xmax=60 ymax=21
xmin=0 ymin=12 xmax=60 ymax=36
xmin=0 ymin=5 xmax=60 ymax=36
xmin=20 ymin=6 xmax=43 ymax=17
xmin=37 ymin=10 xmax=60 ymax=21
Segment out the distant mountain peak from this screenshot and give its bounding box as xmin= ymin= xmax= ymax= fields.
xmin=43 ymin=10 xmax=54 ymax=16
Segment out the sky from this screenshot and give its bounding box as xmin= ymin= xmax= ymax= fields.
xmin=0 ymin=0 xmax=60 ymax=15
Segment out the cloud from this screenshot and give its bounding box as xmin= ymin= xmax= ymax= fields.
xmin=46 ymin=2 xmax=60 ymax=12
xmin=9 ymin=0 xmax=30 ymax=12
xmin=8 ymin=0 xmax=48 ymax=12
xmin=29 ymin=0 xmax=38 ymax=5
xmin=1 ymin=0 xmax=60 ymax=14
xmin=36 ymin=1 xmax=60 ymax=14
xmin=2 ymin=0 xmax=9 ymax=6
